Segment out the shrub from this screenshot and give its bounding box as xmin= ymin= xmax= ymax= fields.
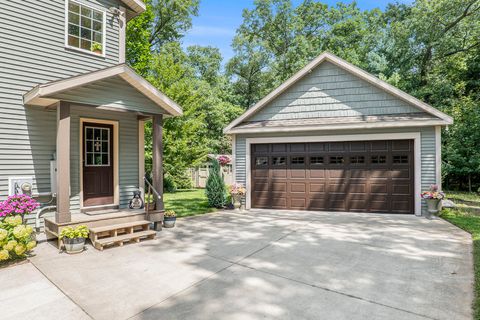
xmin=205 ymin=159 xmax=226 ymax=208
xmin=163 ymin=173 xmax=177 ymax=193
xmin=0 ymin=194 xmax=39 ymax=218
xmin=0 ymin=216 xmax=36 ymax=262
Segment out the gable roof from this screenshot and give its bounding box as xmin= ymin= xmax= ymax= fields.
xmin=224 ymin=52 xmax=453 ymax=134
xmin=23 ymin=64 xmax=182 ymax=117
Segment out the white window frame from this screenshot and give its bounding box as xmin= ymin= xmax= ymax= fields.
xmin=64 ymin=0 xmax=107 ymax=57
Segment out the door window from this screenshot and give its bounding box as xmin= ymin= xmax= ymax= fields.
xmin=85 ymin=126 xmax=110 ymax=166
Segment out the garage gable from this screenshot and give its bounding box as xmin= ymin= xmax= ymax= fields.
xmin=224 ymin=52 xmax=452 ymax=134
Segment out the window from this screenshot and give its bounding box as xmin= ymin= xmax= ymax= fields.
xmin=272 ymin=156 xmax=286 ymax=166
xmin=350 ymin=156 xmax=365 ymax=164
xmin=310 ymin=156 xmax=324 ymax=165
xmin=371 ymin=155 xmax=386 ymax=164
xmin=329 ymin=156 xmax=344 ymax=164
xmin=255 ymin=157 xmax=268 ymax=166
xmin=85 ymin=127 xmax=110 ymax=166
xmin=67 ymin=1 xmax=105 ymax=55
xmin=291 ymin=156 xmax=305 ymax=165
xmin=393 ymin=155 xmax=409 ymax=164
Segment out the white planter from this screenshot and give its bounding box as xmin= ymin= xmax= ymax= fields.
xmin=425 ymin=199 xmax=441 ymax=219
xmin=63 ymin=237 xmax=86 ymax=254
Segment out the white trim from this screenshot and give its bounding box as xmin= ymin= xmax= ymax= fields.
xmin=228 ymin=119 xmax=447 ymax=134
xmin=23 ymin=64 xmax=183 ymax=117
xmin=244 ymin=132 xmax=422 ymax=216
xmin=435 ymin=126 xmax=442 ymax=190
xmin=65 ymin=0 xmax=107 ymax=58
xmin=231 ymin=134 xmax=236 ymax=183
xmin=118 ymin=6 xmax=127 ymax=64
xmin=79 ymin=118 xmax=119 ymax=209
xmin=224 ymin=52 xmax=453 ymax=134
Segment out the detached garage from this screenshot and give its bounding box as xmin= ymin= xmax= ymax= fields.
xmin=224 ymin=52 xmax=453 ymax=216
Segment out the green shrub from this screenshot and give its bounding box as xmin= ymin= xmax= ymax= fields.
xmin=205 ymin=159 xmax=226 ymax=208
xmin=0 ymin=216 xmax=36 ymax=262
xmin=163 ymin=173 xmax=177 ymax=193
xmin=60 ymin=225 xmax=89 ymax=239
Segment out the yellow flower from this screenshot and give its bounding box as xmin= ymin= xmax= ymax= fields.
xmin=0 ymin=228 xmax=7 ymax=241
xmin=4 ymin=240 xmax=17 ymax=251
xmin=5 ymin=215 xmax=22 ymax=227
xmin=26 ymin=241 xmax=36 ymax=250
xmin=14 ymin=244 xmax=26 ymax=256
xmin=25 ymin=225 xmax=33 ymax=235
xmin=13 ymin=225 xmax=27 ymax=239
xmin=0 ymin=249 xmax=9 ymax=261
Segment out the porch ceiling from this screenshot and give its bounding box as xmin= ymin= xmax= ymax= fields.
xmin=23 ymin=64 xmax=183 ymax=117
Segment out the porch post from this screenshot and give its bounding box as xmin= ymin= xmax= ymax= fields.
xmin=56 ymin=101 xmax=71 ymax=223
xmin=152 ymin=114 xmax=164 ymax=211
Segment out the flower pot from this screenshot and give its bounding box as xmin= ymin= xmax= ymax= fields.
xmin=63 ymin=237 xmax=86 ymax=254
xmin=163 ymin=216 xmax=176 ymax=228
xmin=425 ymin=198 xmax=441 ymax=219
xmin=93 ymin=49 xmax=102 ymax=55
xmin=146 ymin=202 xmax=156 ymax=211
xmin=232 ymin=194 xmax=243 ymax=210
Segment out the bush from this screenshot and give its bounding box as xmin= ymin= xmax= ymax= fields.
xmin=0 ymin=216 xmax=36 ymax=262
xmin=205 ymin=159 xmax=226 ymax=208
xmin=173 ymin=170 xmax=193 ymax=190
xmin=163 ymin=173 xmax=177 ymax=193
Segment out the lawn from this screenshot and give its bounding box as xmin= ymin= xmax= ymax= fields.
xmin=163 ymin=189 xmax=216 ymax=218
xmin=442 ymin=191 xmax=480 ymax=319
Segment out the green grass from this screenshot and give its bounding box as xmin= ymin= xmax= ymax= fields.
xmin=441 ymin=192 xmax=480 ymax=319
xmin=163 ymin=189 xmax=216 ymax=218
xmin=446 ymin=191 xmax=480 ymax=207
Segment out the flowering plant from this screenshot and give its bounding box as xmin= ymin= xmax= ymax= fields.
xmin=0 ymin=215 xmax=36 ymax=261
xmin=229 ymin=183 xmax=246 ymax=196
xmin=0 ymin=194 xmax=39 ymax=218
xmin=217 ymin=155 xmax=231 ymax=166
xmin=421 ymin=184 xmax=445 ymax=200
xmin=165 ymin=210 xmax=176 ymax=217
xmin=60 ymin=225 xmax=89 ymax=239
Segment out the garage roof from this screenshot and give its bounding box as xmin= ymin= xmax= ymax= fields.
xmin=224 ymin=52 xmax=453 ymax=134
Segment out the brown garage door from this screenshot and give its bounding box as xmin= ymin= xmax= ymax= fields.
xmin=251 ymin=140 xmax=414 ymax=214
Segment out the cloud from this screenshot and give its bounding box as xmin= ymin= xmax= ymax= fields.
xmin=188 ymin=25 xmax=236 ymax=37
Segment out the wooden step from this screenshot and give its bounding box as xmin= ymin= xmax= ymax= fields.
xmin=93 ymin=230 xmax=156 ymax=251
xmin=90 ymin=220 xmax=150 ymax=234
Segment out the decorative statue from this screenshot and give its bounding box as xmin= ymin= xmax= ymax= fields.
xmin=128 ymin=190 xmax=144 ymax=209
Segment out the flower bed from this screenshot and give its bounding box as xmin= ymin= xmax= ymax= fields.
xmin=0 ymin=195 xmax=39 ymax=264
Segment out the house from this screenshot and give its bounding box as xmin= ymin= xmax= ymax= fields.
xmin=224 ymin=52 xmax=452 ymax=216
xmin=189 ymin=154 xmax=233 ymax=188
xmin=0 ymin=0 xmax=182 ymax=246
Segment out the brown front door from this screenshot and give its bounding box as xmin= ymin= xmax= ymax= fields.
xmin=251 ymin=140 xmax=414 ymax=214
xmin=82 ymin=122 xmax=114 ymax=207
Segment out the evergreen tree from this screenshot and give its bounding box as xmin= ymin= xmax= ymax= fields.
xmin=205 ymin=159 xmax=226 ymax=208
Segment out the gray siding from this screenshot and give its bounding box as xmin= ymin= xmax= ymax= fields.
xmin=250 ymin=61 xmax=426 ymax=122
xmin=0 ymin=0 xmax=122 ymax=199
xmin=70 ymin=105 xmax=139 ymax=212
xmin=234 ymin=127 xmax=438 ymax=215
xmin=52 ymin=76 xmax=167 ymax=115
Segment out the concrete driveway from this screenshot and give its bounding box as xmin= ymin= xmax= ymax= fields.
xmin=4 ymin=210 xmax=473 ymax=320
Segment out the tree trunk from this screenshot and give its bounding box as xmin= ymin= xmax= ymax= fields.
xmin=469 ymin=174 xmax=472 ymax=193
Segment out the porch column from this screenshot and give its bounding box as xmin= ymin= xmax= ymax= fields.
xmin=56 ymin=101 xmax=71 ymax=223
xmin=152 ymin=114 xmax=164 ymax=211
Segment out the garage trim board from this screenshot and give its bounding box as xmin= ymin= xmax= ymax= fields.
xmin=245 ymin=132 xmax=422 ymax=215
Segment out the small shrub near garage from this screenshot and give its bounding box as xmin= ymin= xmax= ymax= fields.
xmin=205 ymin=159 xmax=227 ymax=208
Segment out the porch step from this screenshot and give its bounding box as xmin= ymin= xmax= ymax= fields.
xmin=95 ymin=230 xmax=157 ymax=251
xmin=89 ymin=220 xmax=156 ymax=251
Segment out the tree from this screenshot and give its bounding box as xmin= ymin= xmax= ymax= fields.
xmin=205 ymin=159 xmax=226 ymax=208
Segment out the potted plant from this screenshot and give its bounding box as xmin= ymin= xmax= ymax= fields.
xmin=421 ymin=184 xmax=445 ymax=219
xmin=91 ymin=42 xmax=102 ymax=54
xmin=60 ymin=225 xmax=89 ymax=254
xmin=229 ymin=183 xmax=246 ymax=210
xmin=163 ymin=210 xmax=176 ymax=228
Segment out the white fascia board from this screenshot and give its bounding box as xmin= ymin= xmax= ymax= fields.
xmin=226 ymin=119 xmax=449 ymax=134
xmin=224 ymin=52 xmax=453 ymax=133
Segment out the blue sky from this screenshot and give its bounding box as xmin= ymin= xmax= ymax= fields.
xmin=182 ymin=0 xmax=412 ymax=63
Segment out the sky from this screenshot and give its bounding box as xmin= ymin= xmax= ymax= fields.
xmin=182 ymin=0 xmax=413 ymax=64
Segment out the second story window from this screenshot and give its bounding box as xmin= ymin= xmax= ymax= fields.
xmin=67 ymin=1 xmax=105 ymax=56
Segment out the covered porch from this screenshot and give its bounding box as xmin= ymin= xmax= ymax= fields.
xmin=23 ymin=64 xmax=182 ymax=248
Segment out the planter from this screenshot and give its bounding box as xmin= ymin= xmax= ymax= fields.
xmin=93 ymin=50 xmax=102 ymax=55
xmin=425 ymin=198 xmax=441 ymax=219
xmin=63 ymin=237 xmax=86 ymax=254
xmin=145 ymin=202 xmax=156 ymax=211
xmin=232 ymin=194 xmax=243 ymax=210
xmin=163 ymin=216 xmax=176 ymax=228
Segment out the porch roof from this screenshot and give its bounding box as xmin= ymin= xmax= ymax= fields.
xmin=23 ymin=64 xmax=183 ymax=117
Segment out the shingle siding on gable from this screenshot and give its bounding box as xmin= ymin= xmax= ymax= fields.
xmin=0 ymin=0 xmax=122 ymax=199
xmin=249 ymin=61 xmax=425 ymax=122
